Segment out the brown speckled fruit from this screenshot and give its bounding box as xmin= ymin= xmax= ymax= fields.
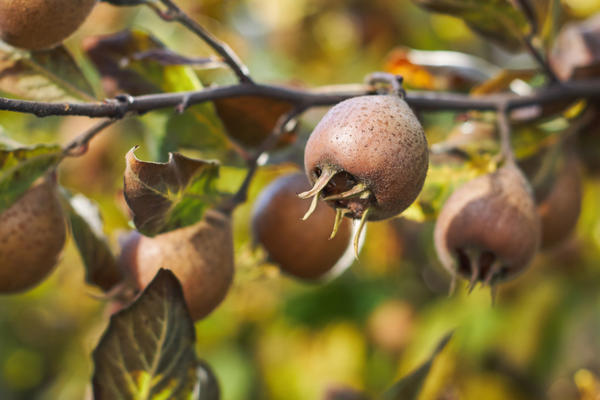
xmin=118 ymin=209 xmax=234 ymax=321
xmin=252 ymin=173 xmax=352 ymax=280
xmin=434 ymin=163 xmax=540 ymax=288
xmin=0 ymin=0 xmax=96 ymax=50
xmin=0 ymin=176 xmax=66 ymax=292
xmin=302 ymin=95 xmax=428 ymax=222
xmin=537 ymin=155 xmax=583 ymax=248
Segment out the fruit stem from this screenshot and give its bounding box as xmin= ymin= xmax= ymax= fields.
xmin=330 ymin=208 xmax=350 ymax=240
xmin=353 ymin=207 xmax=370 ymax=259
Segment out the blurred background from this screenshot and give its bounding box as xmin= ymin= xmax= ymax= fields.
xmin=1 ymin=0 xmax=600 ymax=399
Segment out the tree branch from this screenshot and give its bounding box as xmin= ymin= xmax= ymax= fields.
xmin=513 ymin=0 xmax=559 ymax=83
xmin=3 ymin=80 xmax=600 ymax=119
xmin=146 ymin=0 xmax=254 ymax=83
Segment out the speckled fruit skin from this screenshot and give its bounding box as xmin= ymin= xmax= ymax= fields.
xmin=304 ymin=95 xmax=428 ymax=221
xmin=252 ymin=173 xmax=352 ymax=280
xmin=0 ymin=177 xmax=66 ymax=292
xmin=0 ymin=0 xmax=96 ymax=50
xmin=119 ymin=209 xmax=234 ymax=321
xmin=434 ymin=164 xmax=540 ymax=283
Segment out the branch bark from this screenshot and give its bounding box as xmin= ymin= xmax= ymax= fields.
xmin=3 ymin=80 xmax=600 ymax=118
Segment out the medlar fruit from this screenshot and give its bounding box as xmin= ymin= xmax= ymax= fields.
xmin=252 ymin=173 xmax=353 ymax=280
xmin=536 ymin=154 xmax=583 ymax=248
xmin=0 ymin=0 xmax=97 ymax=50
xmin=301 ymin=95 xmax=428 ymax=253
xmin=434 ymin=163 xmax=540 ymax=290
xmin=0 ymin=175 xmax=67 ymax=292
xmin=118 ymin=209 xmax=234 ymax=321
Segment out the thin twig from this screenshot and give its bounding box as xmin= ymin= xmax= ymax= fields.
xmin=497 ymin=102 xmax=516 ymax=164
xmin=513 ymin=0 xmax=559 ymax=83
xmin=147 ymin=0 xmax=253 ymax=83
xmin=63 ymin=119 xmax=119 ymax=157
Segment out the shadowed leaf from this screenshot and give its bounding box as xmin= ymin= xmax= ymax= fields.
xmin=123 ymin=147 xmax=224 ymax=236
xmin=382 ymin=332 xmax=453 ymax=400
xmin=412 ymin=0 xmax=530 ymax=51
xmin=0 ymin=143 xmax=63 ymax=214
xmin=92 ymin=269 xmax=201 ymax=400
xmin=64 ymin=192 xmax=122 ymax=291
xmin=0 ymin=46 xmax=95 ymax=101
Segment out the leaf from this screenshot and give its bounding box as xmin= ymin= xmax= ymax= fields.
xmin=213 ymin=96 xmax=298 ymax=148
xmin=0 ymin=143 xmax=63 ymax=214
xmin=92 ymin=269 xmax=201 ymax=400
xmin=123 ymin=147 xmax=224 ymax=236
xmin=412 ymin=0 xmax=529 ymax=51
xmin=86 ymin=30 xmax=229 ymax=159
xmin=84 ymin=29 xmax=215 ymax=95
xmin=471 ymin=69 xmax=537 ymax=95
xmin=65 ymin=192 xmax=122 ymax=291
xmin=0 ymin=46 xmax=95 ymax=101
xmin=382 ymin=332 xmax=453 ymax=400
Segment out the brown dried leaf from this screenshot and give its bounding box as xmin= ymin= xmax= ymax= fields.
xmin=214 ymin=96 xmax=298 ymax=148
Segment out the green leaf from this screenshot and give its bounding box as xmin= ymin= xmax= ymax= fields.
xmin=92 ymin=269 xmax=202 ymax=400
xmin=412 ymin=0 xmax=529 ymax=51
xmin=86 ymin=29 xmax=229 ymax=160
xmin=0 ymin=46 xmax=96 ymax=101
xmin=123 ymin=147 xmax=225 ymax=236
xmin=382 ymin=332 xmax=453 ymax=400
xmin=0 ymin=143 xmax=63 ymax=214
xmin=84 ymin=29 xmax=215 ymax=95
xmin=64 ymin=192 xmax=122 ymax=291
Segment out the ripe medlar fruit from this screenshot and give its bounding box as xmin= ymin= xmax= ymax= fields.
xmin=252 ymin=173 xmax=353 ymax=280
xmin=0 ymin=0 xmax=97 ymax=50
xmin=434 ymin=163 xmax=540 ymax=290
xmin=301 ymin=95 xmax=428 ymax=252
xmin=536 ymin=154 xmax=583 ymax=248
xmin=0 ymin=175 xmax=67 ymax=292
xmin=118 ymin=209 xmax=234 ymax=321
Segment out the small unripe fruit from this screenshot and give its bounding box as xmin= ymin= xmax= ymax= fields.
xmin=0 ymin=0 xmax=97 ymax=50
xmin=0 ymin=176 xmax=67 ymax=292
xmin=303 ymin=95 xmax=428 ymax=222
xmin=434 ymin=163 xmax=540 ymax=288
xmin=252 ymin=173 xmax=352 ymax=280
xmin=118 ymin=209 xmax=234 ymax=321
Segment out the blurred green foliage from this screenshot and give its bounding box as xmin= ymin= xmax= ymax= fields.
xmin=1 ymin=0 xmax=600 ymax=399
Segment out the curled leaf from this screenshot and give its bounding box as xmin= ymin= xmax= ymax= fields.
xmin=123 ymin=147 xmax=223 ymax=236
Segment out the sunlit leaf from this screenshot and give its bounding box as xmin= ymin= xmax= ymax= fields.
xmin=0 ymin=46 xmax=96 ymax=101
xmin=0 ymin=143 xmax=63 ymax=214
xmin=64 ymin=192 xmax=122 ymax=291
xmin=85 ymin=29 xmax=229 ymax=160
xmin=123 ymin=147 xmax=224 ymax=236
xmin=92 ymin=269 xmax=201 ymax=400
xmin=382 ymin=332 xmax=453 ymax=400
xmin=412 ymin=0 xmax=530 ymax=51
